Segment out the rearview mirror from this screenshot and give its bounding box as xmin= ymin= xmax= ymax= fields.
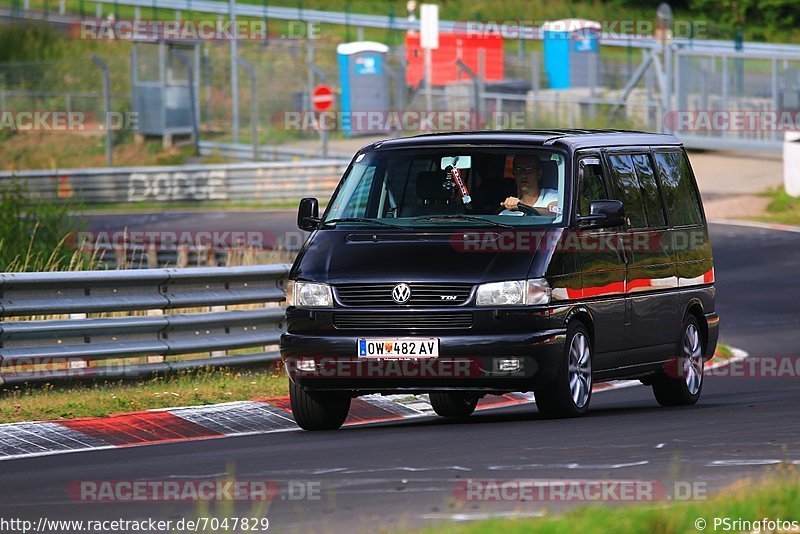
xmin=297 ymin=197 xmax=320 ymax=231
xmin=578 ymin=200 xmax=625 ymax=229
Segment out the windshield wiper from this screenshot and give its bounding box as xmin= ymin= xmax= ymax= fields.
xmin=321 ymin=217 xmax=410 ymax=230
xmin=410 ymin=215 xmax=513 ymax=229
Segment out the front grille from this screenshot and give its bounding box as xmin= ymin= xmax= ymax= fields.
xmin=334 ymin=283 xmax=474 ymax=307
xmin=333 ymin=312 xmax=473 ymax=330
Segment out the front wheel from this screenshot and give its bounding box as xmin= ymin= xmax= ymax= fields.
xmin=652 ymin=316 xmax=704 ymax=406
xmin=429 ymin=392 xmax=479 ymax=417
xmin=289 ymin=381 xmax=351 ymax=430
xmin=534 ymin=322 xmax=593 ymax=418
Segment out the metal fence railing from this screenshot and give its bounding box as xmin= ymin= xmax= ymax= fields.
xmin=0 ymin=264 xmax=291 ymax=386
xmin=198 ymin=141 xmax=351 ymax=162
xmin=7 ymin=2 xmax=800 ymax=153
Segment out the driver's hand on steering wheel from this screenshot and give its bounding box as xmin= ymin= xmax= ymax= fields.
xmin=501 ymin=196 xmax=521 ymax=211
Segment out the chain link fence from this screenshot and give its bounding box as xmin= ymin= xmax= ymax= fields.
xmin=0 ymin=55 xmax=130 ymax=118
xmin=3 ymin=5 xmax=800 ymax=153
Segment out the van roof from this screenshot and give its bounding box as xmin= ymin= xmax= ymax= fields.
xmin=367 ymin=129 xmax=683 ymax=152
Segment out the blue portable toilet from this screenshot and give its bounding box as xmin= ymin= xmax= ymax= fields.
xmin=337 ymin=41 xmax=390 ymax=136
xmin=542 ymin=19 xmax=601 ymax=89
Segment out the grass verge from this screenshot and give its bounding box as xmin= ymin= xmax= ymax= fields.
xmin=755 ymin=187 xmax=800 ymax=226
xmin=420 ymin=467 xmax=800 ymax=534
xmin=0 ymin=367 xmax=289 ymax=423
xmin=716 ymin=343 xmax=734 ymax=360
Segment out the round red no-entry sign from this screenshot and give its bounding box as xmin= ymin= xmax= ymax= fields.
xmin=311 ymin=85 xmax=334 ymax=112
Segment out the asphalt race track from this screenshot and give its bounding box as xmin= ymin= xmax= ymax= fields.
xmin=3 ymin=222 xmax=799 ymax=533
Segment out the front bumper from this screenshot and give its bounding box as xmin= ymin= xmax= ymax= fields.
xmin=280 ymin=329 xmax=566 ymax=393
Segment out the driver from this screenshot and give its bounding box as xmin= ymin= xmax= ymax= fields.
xmin=500 ymin=154 xmax=558 ymax=215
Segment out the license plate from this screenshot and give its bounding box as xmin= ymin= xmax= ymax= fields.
xmin=357 ymin=338 xmax=439 ymax=358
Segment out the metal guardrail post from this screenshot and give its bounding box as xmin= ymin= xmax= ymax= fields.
xmin=477 ymin=49 xmax=486 ymax=129
xmin=230 ymin=0 xmax=240 ymax=144
xmin=610 ymin=50 xmax=655 ymax=120
xmin=91 ymin=55 xmax=113 ymax=167
xmin=662 ymin=42 xmax=673 ymax=134
xmin=455 ymin=58 xmax=480 ymax=130
xmin=175 ymin=52 xmax=201 ymax=156
xmin=237 ymin=57 xmax=259 ymax=160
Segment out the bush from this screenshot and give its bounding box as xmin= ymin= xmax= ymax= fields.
xmin=0 ymin=22 xmax=66 ymax=63
xmin=0 ymin=180 xmax=95 ymax=271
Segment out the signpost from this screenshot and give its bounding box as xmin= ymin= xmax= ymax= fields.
xmin=312 ymin=84 xmax=333 ymax=157
xmin=420 ymin=4 xmax=439 ymax=128
xmin=311 ymin=84 xmax=334 ymax=112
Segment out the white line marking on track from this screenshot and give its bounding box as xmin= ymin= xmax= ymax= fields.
xmin=708 ymin=459 xmax=784 ymax=466
xmin=487 ymin=460 xmax=649 ymax=471
xmin=421 ymin=511 xmax=545 ymax=521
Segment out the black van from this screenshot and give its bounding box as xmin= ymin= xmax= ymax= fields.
xmin=280 ymin=130 xmax=718 ymax=430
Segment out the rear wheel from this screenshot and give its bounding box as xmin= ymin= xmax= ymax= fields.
xmin=652 ymin=315 xmax=704 ymax=406
xmin=534 ymin=322 xmax=593 ymax=418
xmin=289 ymin=381 xmax=351 ymax=430
xmin=429 ymin=392 xmax=479 ymax=417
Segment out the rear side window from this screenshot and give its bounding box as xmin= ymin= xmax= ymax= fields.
xmin=631 ymin=153 xmax=667 ymax=227
xmin=653 ymin=151 xmax=703 ymax=226
xmin=607 ymin=154 xmax=647 ymax=228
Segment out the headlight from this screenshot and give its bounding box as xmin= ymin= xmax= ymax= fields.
xmin=286 ymin=280 xmax=333 ymax=307
xmin=476 ymin=279 xmax=550 ymax=306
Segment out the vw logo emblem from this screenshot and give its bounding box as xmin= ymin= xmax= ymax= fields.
xmin=392 ymin=283 xmax=411 ymax=304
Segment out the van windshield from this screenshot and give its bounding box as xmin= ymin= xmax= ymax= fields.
xmin=323 ymin=148 xmax=568 ymax=228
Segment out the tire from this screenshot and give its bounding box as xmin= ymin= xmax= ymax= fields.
xmin=289 ymin=381 xmax=351 ymax=431
xmin=534 ymin=322 xmax=593 ymax=419
xmin=652 ymin=315 xmax=704 ymax=407
xmin=429 ymin=392 xmax=479 ymax=417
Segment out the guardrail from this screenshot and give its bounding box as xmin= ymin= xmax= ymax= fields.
xmin=199 ymin=141 xmax=352 ymax=162
xmin=0 ymin=159 xmax=349 ymax=204
xmin=0 ymin=264 xmax=291 ymax=386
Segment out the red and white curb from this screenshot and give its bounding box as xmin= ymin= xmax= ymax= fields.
xmin=0 ymin=349 xmax=747 ymax=462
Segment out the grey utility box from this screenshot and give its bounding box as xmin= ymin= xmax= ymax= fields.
xmin=131 ymin=41 xmax=200 ymax=144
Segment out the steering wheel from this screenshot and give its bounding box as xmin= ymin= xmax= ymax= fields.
xmin=496 ymin=202 xmax=539 ymax=216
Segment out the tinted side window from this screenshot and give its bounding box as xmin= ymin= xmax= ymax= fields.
xmin=607 ymin=154 xmax=647 ymax=228
xmin=631 ymin=153 xmax=666 ymax=227
xmin=578 ymin=161 xmax=608 ymax=216
xmin=653 ymin=151 xmax=703 ymax=226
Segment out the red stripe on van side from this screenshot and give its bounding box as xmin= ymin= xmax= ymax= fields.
xmin=582 ymin=281 xmax=625 ymax=298
xmin=625 ymin=278 xmax=653 ymax=292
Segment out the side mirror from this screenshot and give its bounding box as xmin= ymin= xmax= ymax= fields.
xmin=297 ymin=197 xmax=320 ymax=231
xmin=578 ymin=200 xmax=625 ymax=229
